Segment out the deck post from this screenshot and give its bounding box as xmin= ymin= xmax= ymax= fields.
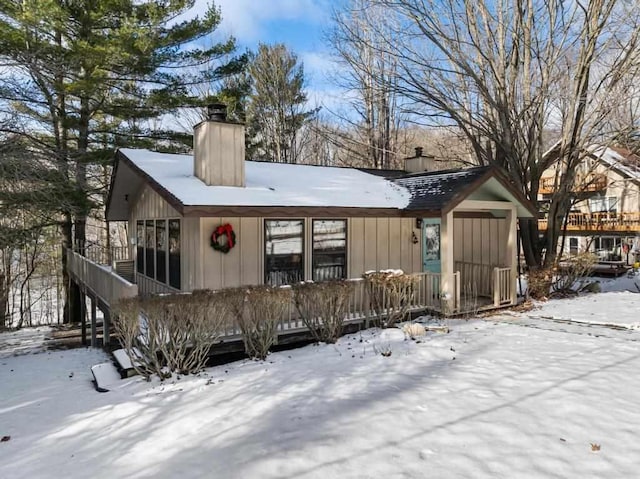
xmin=90 ymin=295 xmax=97 ymax=347
xmin=440 ymin=210 xmax=455 ymax=314
xmin=80 ymin=289 xmax=87 ymax=346
xmin=103 ymin=307 xmax=111 ymax=350
xmin=505 ymin=206 xmax=518 ymax=305
xmin=493 ymin=267 xmax=500 ymax=307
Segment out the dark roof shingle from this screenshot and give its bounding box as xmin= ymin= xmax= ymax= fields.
xmin=393 ymin=166 xmax=491 ymax=211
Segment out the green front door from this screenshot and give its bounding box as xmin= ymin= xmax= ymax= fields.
xmin=423 ymin=218 xmax=441 ymax=273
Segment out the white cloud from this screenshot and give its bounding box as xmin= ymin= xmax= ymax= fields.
xmin=194 ymin=0 xmax=331 ymax=43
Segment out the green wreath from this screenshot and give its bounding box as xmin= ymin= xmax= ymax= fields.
xmin=211 ymin=223 xmax=236 ymax=253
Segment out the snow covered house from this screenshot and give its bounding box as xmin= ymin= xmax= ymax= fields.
xmin=68 ymin=105 xmax=536 ymax=345
xmin=538 ymin=144 xmax=640 ymax=262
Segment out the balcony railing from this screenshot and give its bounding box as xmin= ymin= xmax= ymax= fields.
xmin=538 ymin=212 xmax=640 ymax=232
xmin=539 ymin=174 xmax=607 ymax=195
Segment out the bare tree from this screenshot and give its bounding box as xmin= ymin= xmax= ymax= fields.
xmin=334 ymin=0 xmax=640 ymax=267
xmin=329 ymin=0 xmax=403 ymax=169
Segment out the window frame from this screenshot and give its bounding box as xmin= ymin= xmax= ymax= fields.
xmin=264 ymin=218 xmax=305 ymax=286
xmin=311 ymin=219 xmax=348 ymax=281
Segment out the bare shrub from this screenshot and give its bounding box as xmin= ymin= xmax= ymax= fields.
xmin=223 ymin=286 xmax=291 ymax=360
xmin=113 ymin=291 xmax=229 ymax=379
xmin=527 ymin=267 xmax=554 ymax=300
xmin=363 ymin=271 xmax=419 ymax=328
xmin=293 ymin=280 xmax=355 ymax=343
xmin=113 ymin=297 xmax=164 ymax=380
xmin=552 ymin=253 xmax=598 ymax=296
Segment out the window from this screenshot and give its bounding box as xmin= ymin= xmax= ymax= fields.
xmin=265 ymin=220 xmax=304 ymax=286
xmin=569 ymin=237 xmax=578 ymax=255
xmin=136 ymin=220 xmax=144 ymax=273
xmin=145 ymin=220 xmax=155 ymax=278
xmin=168 ymin=219 xmax=181 ymax=289
xmin=589 ymin=196 xmax=618 ymax=213
xmin=312 ymin=220 xmax=346 ymax=281
xmin=156 ymin=220 xmax=167 ymax=283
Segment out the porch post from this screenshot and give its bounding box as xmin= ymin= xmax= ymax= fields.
xmin=505 ymin=205 xmax=518 ymax=305
xmin=90 ymin=294 xmax=97 ymax=347
xmin=80 ymin=289 xmax=87 ymax=346
xmin=440 ymin=210 xmax=456 ymax=313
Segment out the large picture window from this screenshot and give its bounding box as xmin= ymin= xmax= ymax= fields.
xmin=156 ymin=220 xmax=167 ymax=284
xmin=265 ymin=220 xmax=304 ymax=286
xmin=145 ymin=220 xmax=155 ymax=278
xmin=168 ymin=219 xmax=181 ymax=289
xmin=312 ymin=220 xmax=347 ymax=281
xmin=136 ymin=220 xmax=144 ymax=273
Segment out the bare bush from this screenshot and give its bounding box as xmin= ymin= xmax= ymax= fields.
xmin=552 ymin=253 xmax=598 ymax=296
xmin=113 ymin=291 xmax=229 ymax=379
xmin=527 ymin=268 xmax=554 ymax=300
xmin=293 ymin=280 xmax=355 ymax=343
xmin=223 ymin=286 xmax=291 ymax=360
xmin=363 ymin=271 xmax=419 ymax=327
xmin=112 ymin=297 xmax=163 ymax=380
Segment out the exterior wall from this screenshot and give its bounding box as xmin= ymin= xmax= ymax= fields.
xmin=348 ymin=218 xmax=421 ymax=277
xmin=129 ymin=185 xmax=199 ymax=294
xmin=453 ymin=217 xmax=507 ymax=266
xmin=195 ymin=216 xmax=422 ymax=291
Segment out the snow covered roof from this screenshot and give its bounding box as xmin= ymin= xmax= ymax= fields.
xmin=118 ymin=148 xmax=410 ymax=208
xmin=588 ymin=145 xmax=640 ymax=181
xmin=106 ymin=149 xmax=536 ymax=220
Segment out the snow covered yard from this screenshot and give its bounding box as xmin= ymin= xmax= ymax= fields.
xmin=2 ymin=292 xmax=640 ymax=478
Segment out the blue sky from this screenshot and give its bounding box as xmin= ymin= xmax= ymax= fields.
xmin=194 ymin=0 xmax=343 ymax=107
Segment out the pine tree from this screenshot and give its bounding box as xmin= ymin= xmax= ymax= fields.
xmin=246 ymin=43 xmax=316 ymax=163
xmin=0 ymin=0 xmax=245 ymax=322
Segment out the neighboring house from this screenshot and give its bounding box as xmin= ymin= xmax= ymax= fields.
xmin=538 ymin=144 xmax=640 ymax=262
xmin=68 ymin=105 xmax=536 ymax=346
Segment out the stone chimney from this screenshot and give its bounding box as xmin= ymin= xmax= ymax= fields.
xmin=404 ymin=146 xmax=435 ymax=173
xmin=193 ymin=103 xmax=245 ymax=187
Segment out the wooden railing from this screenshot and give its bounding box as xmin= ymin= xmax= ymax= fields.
xmin=218 ymin=271 xmax=461 ymax=340
xmin=455 ymin=261 xmax=494 ymax=297
xmin=68 ymin=250 xmax=138 ymax=308
xmin=538 ymin=212 xmax=640 ymax=232
xmin=539 ymin=174 xmax=607 ymax=195
xmin=73 ymin=241 xmax=130 ymax=266
xmin=493 ymin=267 xmax=512 ymax=306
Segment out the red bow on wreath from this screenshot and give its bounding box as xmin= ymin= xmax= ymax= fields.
xmin=211 ymin=223 xmax=236 ymax=253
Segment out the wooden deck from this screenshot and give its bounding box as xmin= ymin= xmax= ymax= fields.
xmin=538 ymin=174 xmax=607 ymax=195
xmin=67 ymin=249 xmax=517 ymax=352
xmin=538 ymin=212 xmax=640 ymax=232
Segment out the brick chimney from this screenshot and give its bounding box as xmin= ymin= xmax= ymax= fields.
xmin=404 ymin=146 xmax=435 ymax=173
xmin=193 ymin=103 xmax=245 ymax=187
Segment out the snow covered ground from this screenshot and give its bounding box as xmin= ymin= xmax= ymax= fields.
xmin=2 ymin=284 xmax=640 ymax=478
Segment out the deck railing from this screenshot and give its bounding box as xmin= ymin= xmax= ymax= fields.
xmin=73 ymin=241 xmax=130 ymax=266
xmin=455 ymin=261 xmax=495 ymax=297
xmin=539 ymin=174 xmax=607 ymax=195
xmin=217 ymin=271 xmax=461 ymax=340
xmin=538 ymin=212 xmax=640 ymax=232
xmin=493 ymin=267 xmax=512 ymax=306
xmin=68 ymin=250 xmax=138 ymax=307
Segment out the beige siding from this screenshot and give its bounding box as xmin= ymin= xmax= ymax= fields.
xmin=348 ymin=217 xmax=421 ymax=277
xmin=196 ymin=216 xmax=421 ymax=290
xmin=200 ymin=217 xmax=262 ymax=290
xmin=453 ymin=217 xmax=507 ymax=266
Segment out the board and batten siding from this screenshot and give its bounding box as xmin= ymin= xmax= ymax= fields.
xmin=129 ymin=185 xmax=201 ymax=293
xmin=348 ymin=217 xmax=421 ymax=277
xmin=453 ymin=217 xmax=507 ymax=266
xmin=196 ymin=216 xmax=422 ymax=291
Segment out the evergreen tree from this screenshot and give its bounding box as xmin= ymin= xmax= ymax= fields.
xmin=0 ymin=0 xmax=245 ymax=322
xmin=246 ymin=43 xmax=316 ymax=163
